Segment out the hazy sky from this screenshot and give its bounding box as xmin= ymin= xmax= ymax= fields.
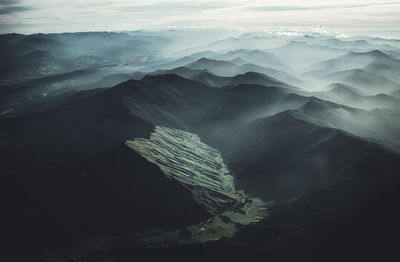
xmin=1 ymin=0 xmax=400 ymax=36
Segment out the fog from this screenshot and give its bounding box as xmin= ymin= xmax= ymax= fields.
xmin=1 ymin=29 xmax=400 ymax=150
xmin=1 ymin=1 xmax=400 ymax=36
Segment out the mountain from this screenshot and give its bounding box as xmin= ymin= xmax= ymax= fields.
xmin=303 ymin=37 xmax=400 ymax=54
xmin=187 ymin=57 xmax=242 ymax=76
xmin=0 ymin=73 xmax=305 ymax=164
xmin=310 ymin=83 xmax=400 ymax=110
xmin=0 ymin=69 xmax=107 ymax=115
xmin=320 ymin=38 xmax=373 ymax=50
xmin=2 ymin=30 xmax=400 ymax=262
xmin=187 ymin=50 xmax=219 ymax=59
xmin=305 ymin=50 xmax=385 ymax=75
xmin=219 ymin=144 xmax=400 ymax=262
xmin=91 ymin=71 xmax=146 ymax=88
xmin=213 ymin=49 xmax=291 ymax=72
xmin=0 ymin=32 xmax=172 ymax=82
xmin=305 ymin=50 xmax=400 ymax=82
xmin=228 ymin=72 xmax=293 ymax=89
xmin=0 ymin=74 xmax=305 ymax=257
xmin=1 ymin=72 xmax=400 ymax=261
xmin=142 ymin=56 xmax=196 ymax=72
xmin=151 ymin=66 xmax=210 ymax=81
xmin=227 ymin=57 xmax=247 ymax=65
xmin=215 ymin=108 xmax=399 ymax=201
xmin=0 ymin=134 xmax=211 ymax=256
xmin=323 ymin=69 xmax=400 ymax=95
xmin=186 ymin=58 xmax=302 ymax=85
xmin=273 ymin=41 xmax=346 ymax=69
xmin=180 ymin=35 xmax=287 ymax=54
xmin=151 ymin=67 xmax=293 ymax=89
xmin=296 ymin=97 xmax=400 ymax=150
xmin=363 ymin=52 xmax=400 ymax=82
xmin=3 ymin=73 xmax=397 ymax=173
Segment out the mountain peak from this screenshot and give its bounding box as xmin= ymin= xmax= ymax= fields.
xmin=367 ymin=49 xmax=390 ymax=58
xmin=197 ymin=57 xmax=211 ymax=63
xmin=327 ymin=83 xmax=359 ymax=96
xmin=228 ymin=57 xmax=246 ymax=64
xmin=142 ymin=73 xmax=188 ymax=83
xmin=191 ymin=57 xmax=231 ymax=66
xmin=299 ymin=97 xmax=328 ymax=113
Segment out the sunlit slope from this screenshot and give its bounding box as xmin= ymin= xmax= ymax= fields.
xmin=126 ymin=126 xmax=240 ymax=214
xmin=126 ymin=126 xmax=269 ymax=245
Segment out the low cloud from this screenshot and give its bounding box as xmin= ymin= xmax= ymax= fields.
xmin=248 ymin=2 xmax=400 ymax=12
xmin=0 ymin=0 xmax=32 ymax=15
xmin=0 ymin=0 xmax=21 ymax=5
xmin=0 ymin=0 xmax=399 ymax=35
xmin=0 ymin=5 xmax=31 ymax=14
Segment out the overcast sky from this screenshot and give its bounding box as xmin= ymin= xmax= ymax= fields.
xmin=1 ymin=0 xmax=399 ymax=36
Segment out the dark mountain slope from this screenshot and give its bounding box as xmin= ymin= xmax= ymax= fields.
xmin=142 ymin=56 xmax=196 ymax=72
xmin=0 ymin=69 xmax=104 ymax=115
xmin=121 ymin=145 xmax=400 ymax=262
xmin=295 ymin=97 xmax=400 ymax=150
xmin=0 ymin=32 xmax=171 ymax=82
xmin=2 ymin=81 xmax=153 ymax=161
xmin=1 ymin=71 xmax=400 ymax=261
xmin=223 ymin=145 xmax=400 ymax=262
xmin=215 ymin=108 xmax=398 ymax=202
xmin=7 ymin=74 xmax=389 ymax=167
xmin=229 ymin=72 xmax=294 ymax=89
xmin=196 ymin=84 xmax=306 ymax=138
xmin=152 ymin=67 xmax=293 ymax=89
xmin=1 ymin=75 xmax=223 ymax=162
xmin=0 ymin=140 xmax=209 ymax=256
xmin=186 ymin=58 xmax=301 ymax=85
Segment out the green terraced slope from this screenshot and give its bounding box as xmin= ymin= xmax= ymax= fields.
xmin=125 ymin=126 xmax=269 ymax=246
xmin=126 ymin=126 xmax=241 ymax=214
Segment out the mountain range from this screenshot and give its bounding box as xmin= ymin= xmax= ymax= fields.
xmin=1 ymin=30 xmax=400 ymax=262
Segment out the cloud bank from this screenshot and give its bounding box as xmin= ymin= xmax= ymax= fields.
xmin=0 ymin=0 xmax=399 ymax=36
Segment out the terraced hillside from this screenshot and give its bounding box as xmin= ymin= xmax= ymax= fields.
xmin=126 ymin=126 xmax=269 ymax=245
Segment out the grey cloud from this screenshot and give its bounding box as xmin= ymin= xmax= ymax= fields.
xmin=249 ymin=5 xmax=331 ymax=11
xmin=0 ymin=0 xmax=20 ymax=5
xmin=0 ymin=0 xmax=33 ymax=15
xmin=0 ymin=5 xmax=32 ymax=14
xmin=75 ymin=1 xmax=113 ymax=8
xmin=115 ymin=2 xmax=227 ymax=13
xmin=248 ymin=2 xmax=400 ymax=12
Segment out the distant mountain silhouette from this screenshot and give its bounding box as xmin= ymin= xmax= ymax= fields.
xmin=310 ymin=83 xmax=400 ymax=109
xmin=213 ymin=49 xmax=291 ymax=71
xmin=324 ymin=68 xmax=400 ymax=94
xmin=305 ymin=50 xmax=400 ymax=81
xmin=186 ymin=57 xmax=302 ymax=85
